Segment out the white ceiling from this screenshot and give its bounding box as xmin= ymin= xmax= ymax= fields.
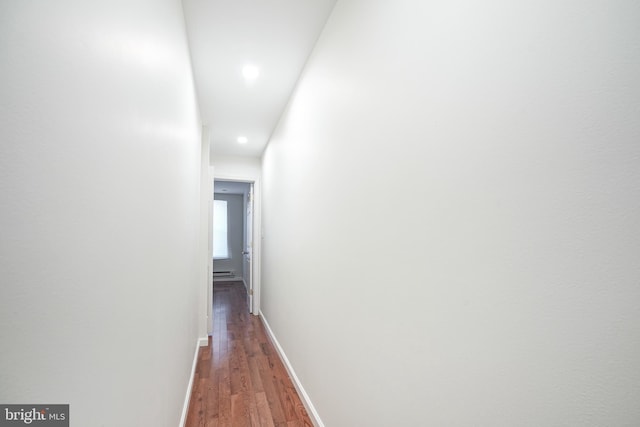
xmin=182 ymin=0 xmax=337 ymax=158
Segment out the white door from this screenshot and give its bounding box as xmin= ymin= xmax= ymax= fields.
xmin=243 ymin=185 xmax=253 ymax=313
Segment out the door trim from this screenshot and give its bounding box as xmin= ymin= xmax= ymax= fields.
xmin=211 ymin=174 xmax=261 ymax=317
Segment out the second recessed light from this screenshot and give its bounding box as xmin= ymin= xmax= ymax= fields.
xmin=237 ymin=136 xmax=248 ymax=144
xmin=242 ymin=64 xmax=260 ymax=81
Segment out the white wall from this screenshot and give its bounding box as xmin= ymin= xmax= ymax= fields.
xmin=212 ymin=154 xmax=262 ymax=178
xmin=198 ymin=128 xmax=212 ymax=341
xmin=0 ymin=1 xmax=204 ymax=426
xmin=213 ymin=193 xmax=244 ymax=276
xmin=261 ymin=0 xmax=640 ymax=426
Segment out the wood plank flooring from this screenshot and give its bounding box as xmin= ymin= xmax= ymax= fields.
xmin=185 ymin=281 xmax=313 ymax=427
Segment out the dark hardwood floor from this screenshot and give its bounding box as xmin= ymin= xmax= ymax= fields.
xmin=185 ymin=281 xmax=313 ymax=427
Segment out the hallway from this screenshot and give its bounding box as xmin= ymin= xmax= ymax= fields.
xmin=186 ymin=282 xmax=312 ymax=426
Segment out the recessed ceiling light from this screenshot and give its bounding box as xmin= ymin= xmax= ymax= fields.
xmin=242 ymin=64 xmax=260 ymax=81
xmin=237 ymin=136 xmax=248 ymax=144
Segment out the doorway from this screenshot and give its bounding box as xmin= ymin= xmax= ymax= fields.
xmin=213 ymin=180 xmax=254 ymax=313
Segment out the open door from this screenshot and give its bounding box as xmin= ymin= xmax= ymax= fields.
xmin=212 ymin=178 xmax=255 ymax=315
xmin=242 ymin=185 xmax=254 ymax=313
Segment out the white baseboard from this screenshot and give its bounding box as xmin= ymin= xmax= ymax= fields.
xmin=259 ymin=311 xmax=324 ymax=427
xmin=179 ymin=336 xmax=208 ymax=427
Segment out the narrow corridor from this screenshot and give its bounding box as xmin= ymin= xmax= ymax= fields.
xmin=186 ymin=282 xmax=313 ymax=426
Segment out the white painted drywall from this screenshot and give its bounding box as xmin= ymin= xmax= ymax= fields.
xmin=211 ymin=155 xmax=262 ymax=178
xmin=0 ymin=1 xmax=204 ymax=426
xmin=198 ymin=128 xmax=212 ymax=340
xmin=261 ymin=0 xmax=640 ymax=426
xmin=213 ymin=193 xmax=244 ymax=276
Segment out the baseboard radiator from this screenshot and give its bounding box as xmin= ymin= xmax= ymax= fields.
xmin=213 ymin=270 xmax=235 ymax=278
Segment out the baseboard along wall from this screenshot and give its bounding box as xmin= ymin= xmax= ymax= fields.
xmin=179 ymin=336 xmax=209 ymax=427
xmin=259 ymin=311 xmax=324 ymax=427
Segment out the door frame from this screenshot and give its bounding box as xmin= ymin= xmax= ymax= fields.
xmin=209 ymin=173 xmax=261 ymax=322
